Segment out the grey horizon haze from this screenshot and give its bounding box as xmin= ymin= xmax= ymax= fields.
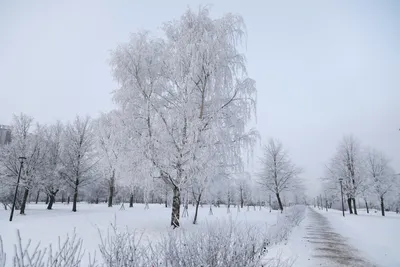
xmin=1 ymin=1 xmax=399 ymax=195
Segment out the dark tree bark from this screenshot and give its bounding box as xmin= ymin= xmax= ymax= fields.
xmin=192 ymin=192 xmax=202 ymax=224
xmin=380 ymin=196 xmax=385 ymax=216
xmin=67 ymin=196 xmax=70 ymax=204
xmin=365 ymin=199 xmax=369 ymax=214
xmin=35 ymin=190 xmax=40 ymax=204
xmin=171 ymin=186 xmax=181 ymax=228
xmin=129 ymin=194 xmax=134 ymax=208
xmin=72 ymin=179 xmax=78 ymax=212
xmin=352 ymin=198 xmax=357 ymax=215
xmin=47 ymin=189 xmax=59 ymax=210
xmin=95 ymin=197 xmax=99 ymax=204
xmin=61 ymin=192 xmax=65 ymax=203
xmin=347 ymin=198 xmax=353 ymax=214
xmin=20 ymin=188 xmax=30 ymax=215
xmin=108 ymin=170 xmax=115 ymax=207
xmin=276 ymin=193 xmax=283 ymax=212
xmin=240 ymin=188 xmax=244 ymax=208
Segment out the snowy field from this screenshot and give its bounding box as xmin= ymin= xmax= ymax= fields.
xmin=2 ymin=204 xmax=398 ymax=266
xmin=0 ymin=203 xmax=282 ymax=266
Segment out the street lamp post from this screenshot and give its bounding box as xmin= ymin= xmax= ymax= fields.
xmin=9 ymin=156 xmax=26 ymax=222
xmin=339 ymin=178 xmax=345 ymax=217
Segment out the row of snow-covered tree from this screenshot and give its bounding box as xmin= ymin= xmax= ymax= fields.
xmin=0 ymin=112 xmax=307 ymax=222
xmin=322 ymin=135 xmax=400 ymax=216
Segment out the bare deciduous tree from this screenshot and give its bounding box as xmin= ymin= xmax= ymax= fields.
xmin=61 ymin=116 xmax=97 ymax=212
xmin=257 ymin=139 xmax=301 ymax=212
xmin=365 ymin=148 xmax=396 ymax=216
xmin=326 ymin=135 xmax=364 ymax=215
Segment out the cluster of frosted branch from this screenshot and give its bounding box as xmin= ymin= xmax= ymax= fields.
xmin=0 ymin=230 xmax=85 ymax=267
xmin=154 ymin=220 xmax=266 ymax=267
xmin=265 ymin=205 xmax=306 ymax=246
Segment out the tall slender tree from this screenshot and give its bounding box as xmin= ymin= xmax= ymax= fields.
xmin=257 ymin=139 xmax=301 ymax=212
xmin=365 ymin=149 xmax=396 ymax=216
xmin=61 ymin=116 xmax=97 ymax=212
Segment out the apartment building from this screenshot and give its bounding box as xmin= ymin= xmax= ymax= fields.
xmin=0 ymin=125 xmax=11 ymax=145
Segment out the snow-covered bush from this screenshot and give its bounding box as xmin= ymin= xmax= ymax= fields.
xmin=152 ymin=220 xmax=266 ymax=267
xmin=266 ymin=205 xmax=306 ymax=246
xmin=96 ymin=223 xmax=152 ymax=266
xmin=1 ymin=220 xmax=269 ymax=267
xmin=0 ymin=230 xmax=86 ymax=267
xmin=0 ymin=213 xmax=305 ymax=267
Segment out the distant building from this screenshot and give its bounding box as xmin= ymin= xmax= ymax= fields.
xmin=0 ymin=125 xmax=11 ymax=145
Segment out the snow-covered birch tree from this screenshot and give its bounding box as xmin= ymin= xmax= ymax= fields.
xmin=110 ymin=7 xmax=257 ymax=228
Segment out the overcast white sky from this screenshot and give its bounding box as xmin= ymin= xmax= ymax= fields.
xmin=1 ymin=1 xmax=399 ymax=195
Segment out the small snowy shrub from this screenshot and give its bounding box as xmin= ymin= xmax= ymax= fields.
xmin=1 ymin=230 xmax=85 ymax=267
xmin=96 ymin=223 xmax=152 ymax=267
xmin=266 ymin=205 xmax=306 ymax=246
xmin=152 ymin=220 xmax=266 ymax=267
xmin=0 ymin=237 xmax=6 ymax=267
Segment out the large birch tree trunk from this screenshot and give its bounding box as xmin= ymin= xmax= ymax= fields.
xmin=171 ymin=186 xmax=181 ymax=228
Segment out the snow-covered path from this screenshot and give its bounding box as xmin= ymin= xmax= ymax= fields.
xmin=304 ymin=208 xmax=377 ymax=267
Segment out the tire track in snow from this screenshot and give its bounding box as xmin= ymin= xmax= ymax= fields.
xmin=304 ymin=208 xmax=377 ymax=267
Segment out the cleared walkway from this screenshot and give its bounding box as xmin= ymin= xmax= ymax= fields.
xmin=305 ymin=208 xmax=377 ymax=267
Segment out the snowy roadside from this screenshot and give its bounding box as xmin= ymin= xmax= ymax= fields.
xmin=314 ymin=208 xmax=400 ymax=267
xmin=261 ymin=205 xmax=306 ymax=267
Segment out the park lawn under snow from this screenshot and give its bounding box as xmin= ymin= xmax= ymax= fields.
xmin=315 ymin=208 xmax=400 ymax=267
xmin=0 ymin=203 xmax=280 ymax=266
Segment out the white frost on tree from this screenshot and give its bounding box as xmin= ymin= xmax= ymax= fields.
xmin=110 ymin=7 xmax=257 ymax=227
xmin=365 ymin=148 xmax=396 ymax=216
xmin=61 ymin=116 xmax=97 ymax=212
xmin=257 ymin=139 xmax=301 ymax=212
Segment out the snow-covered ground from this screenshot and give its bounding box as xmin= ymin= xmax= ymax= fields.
xmin=315 ymin=208 xmax=400 ymax=267
xmin=0 ymin=203 xmax=281 ymax=266
xmin=271 ymin=207 xmax=400 ymax=267
xmin=2 ymin=204 xmax=397 ymax=266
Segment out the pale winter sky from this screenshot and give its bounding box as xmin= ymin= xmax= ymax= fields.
xmin=0 ymin=1 xmax=399 ymax=195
